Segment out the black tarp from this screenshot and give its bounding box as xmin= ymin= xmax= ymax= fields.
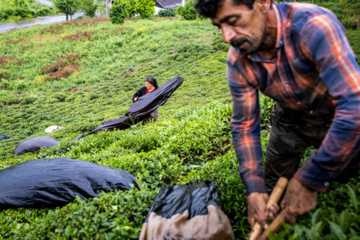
xmin=145 ymin=180 xmax=222 ymax=221
xmin=74 ymin=76 xmax=184 ymax=140
xmin=0 ymin=158 xmax=139 ymax=209
xmin=13 ymin=136 xmax=60 ymax=155
xmin=139 ymin=180 xmax=234 ymax=240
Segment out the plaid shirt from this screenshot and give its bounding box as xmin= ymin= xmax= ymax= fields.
xmin=227 ymin=2 xmax=360 ymax=195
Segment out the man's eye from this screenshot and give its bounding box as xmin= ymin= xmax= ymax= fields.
xmin=228 ymin=18 xmax=238 ymax=26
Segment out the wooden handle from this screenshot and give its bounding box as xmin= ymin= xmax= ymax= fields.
xmin=247 ymin=177 xmax=288 ymax=240
xmin=258 ymin=210 xmax=286 ymax=240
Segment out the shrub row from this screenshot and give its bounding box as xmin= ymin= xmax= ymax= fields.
xmin=1 ymin=102 xmax=360 ymax=239
xmin=158 ymin=8 xmax=176 ymax=17
xmin=0 ymin=6 xmax=55 ymax=22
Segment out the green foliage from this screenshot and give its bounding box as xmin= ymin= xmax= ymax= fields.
xmin=53 ymin=0 xmax=81 ymax=20
xmin=212 ymin=30 xmax=229 ymax=52
xmin=0 ymin=7 xmax=35 ymax=22
xmin=79 ymin=0 xmax=101 ymax=17
xmin=269 ymin=179 xmax=360 ymax=240
xmin=121 ymin=0 xmax=137 ymax=18
xmin=10 ymin=0 xmax=29 ymax=8
xmin=135 ymin=0 xmax=154 ymax=19
xmin=158 ymin=8 xmax=176 ymax=17
xmin=277 ymin=0 xmax=360 ymax=29
xmin=176 ymin=0 xmax=198 ymax=20
xmin=6 ymin=97 xmax=21 ymax=105
xmin=109 ymin=0 xmax=128 ymax=24
xmin=0 ymin=188 xmax=157 ymax=239
xmin=21 ymin=96 xmax=36 ymax=104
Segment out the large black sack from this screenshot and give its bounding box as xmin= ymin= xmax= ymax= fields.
xmin=13 ymin=136 xmax=60 ymax=155
xmin=74 ymin=76 xmax=184 ymax=140
xmin=0 ymin=158 xmax=139 ymax=209
xmin=74 ymin=117 xmax=141 ymax=140
xmin=139 ymin=180 xmax=235 ymax=240
xmin=125 ymin=76 xmax=184 ymax=117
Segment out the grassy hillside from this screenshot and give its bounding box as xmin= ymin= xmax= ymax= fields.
xmin=0 ymin=17 xmax=230 ymax=160
xmin=0 ymin=17 xmax=360 ymax=239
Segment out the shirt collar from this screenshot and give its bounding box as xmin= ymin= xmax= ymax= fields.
xmin=273 ymin=3 xmax=283 ymax=50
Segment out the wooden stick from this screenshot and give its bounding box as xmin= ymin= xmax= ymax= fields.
xmin=258 ymin=210 xmax=286 ymax=240
xmin=247 ymin=177 xmax=288 ymax=240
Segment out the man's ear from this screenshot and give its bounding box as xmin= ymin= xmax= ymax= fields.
xmin=255 ymin=0 xmax=271 ymax=13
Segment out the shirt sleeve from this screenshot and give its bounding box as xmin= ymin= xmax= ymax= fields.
xmin=132 ymin=87 xmax=145 ymax=102
xmin=295 ymin=12 xmax=360 ymax=191
xmin=227 ymin=56 xmax=267 ymax=195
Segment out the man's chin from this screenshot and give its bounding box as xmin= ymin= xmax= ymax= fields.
xmin=239 ymin=48 xmax=256 ymax=56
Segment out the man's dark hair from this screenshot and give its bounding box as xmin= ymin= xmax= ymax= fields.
xmin=195 ymin=0 xmax=272 ymax=18
xmin=195 ymin=0 xmax=255 ymax=18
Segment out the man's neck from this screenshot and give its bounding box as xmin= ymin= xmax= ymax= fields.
xmin=256 ymin=6 xmax=278 ymax=60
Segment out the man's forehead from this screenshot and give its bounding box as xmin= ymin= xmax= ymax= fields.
xmin=210 ymin=1 xmax=251 ymax=25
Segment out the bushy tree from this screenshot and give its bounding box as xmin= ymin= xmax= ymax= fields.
xmin=109 ymin=0 xmax=128 ymax=24
xmin=80 ymin=0 xmax=101 ymax=17
xmin=135 ymin=0 xmax=154 ymax=19
xmin=176 ymin=0 xmax=197 ymax=20
xmin=118 ymin=0 xmax=135 ymax=18
xmin=53 ymin=0 xmax=81 ymax=20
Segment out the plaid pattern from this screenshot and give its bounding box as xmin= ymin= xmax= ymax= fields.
xmin=227 ymin=2 xmax=360 ymax=194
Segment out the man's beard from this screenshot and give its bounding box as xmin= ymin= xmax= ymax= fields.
xmin=230 ymin=22 xmax=266 ymax=55
xmin=230 ymin=37 xmax=258 ymax=55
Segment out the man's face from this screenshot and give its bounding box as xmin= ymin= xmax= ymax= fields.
xmin=211 ymin=0 xmax=267 ymax=55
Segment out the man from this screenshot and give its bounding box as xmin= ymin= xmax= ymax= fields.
xmin=195 ymin=0 xmax=360 ymax=230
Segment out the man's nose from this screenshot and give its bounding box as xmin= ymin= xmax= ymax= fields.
xmin=221 ymin=25 xmax=236 ymax=44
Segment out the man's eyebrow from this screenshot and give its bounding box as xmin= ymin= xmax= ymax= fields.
xmin=212 ymin=14 xmax=239 ymax=27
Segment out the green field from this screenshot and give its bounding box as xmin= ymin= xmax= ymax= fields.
xmin=1 ymin=16 xmax=360 ymax=239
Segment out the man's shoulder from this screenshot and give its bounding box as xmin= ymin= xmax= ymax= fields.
xmin=277 ymin=2 xmax=337 ymax=31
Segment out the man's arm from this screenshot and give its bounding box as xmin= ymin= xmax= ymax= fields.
xmin=281 ymin=9 xmax=360 ymax=224
xmin=227 ymin=54 xmax=275 ymax=228
xmin=295 ymin=10 xmax=360 ymax=192
xmin=227 ymin=56 xmax=266 ymax=195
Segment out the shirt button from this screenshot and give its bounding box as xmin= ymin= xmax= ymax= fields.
xmin=324 ymin=182 xmax=329 ymax=187
xmin=309 ymin=110 xmax=314 ymax=114
xmin=285 ymin=84 xmax=289 ymax=87
xmin=280 ymin=40 xmax=283 ymax=45
xmin=297 ymin=101 xmax=301 ymax=104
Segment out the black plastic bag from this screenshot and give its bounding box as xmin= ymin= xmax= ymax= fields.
xmin=139 ymin=180 xmax=234 ymax=240
xmin=74 ymin=76 xmax=184 ymax=140
xmin=0 ymin=158 xmax=139 ymax=209
xmin=74 ymin=117 xmax=141 ymax=140
xmin=146 ymin=180 xmax=222 ymax=220
xmin=13 ymin=136 xmax=60 ymax=155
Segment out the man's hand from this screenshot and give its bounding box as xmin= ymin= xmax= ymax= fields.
xmin=247 ymin=192 xmax=279 ymax=229
xmin=134 ymin=97 xmax=138 ymax=102
xmin=281 ymin=178 xmax=318 ymax=224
